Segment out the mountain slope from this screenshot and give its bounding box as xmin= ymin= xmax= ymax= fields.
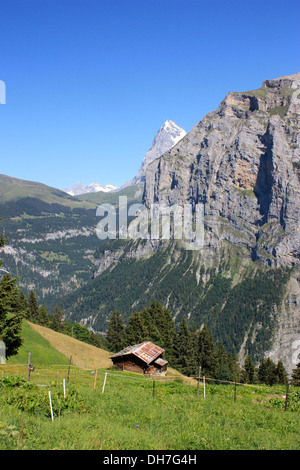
xmin=0 ymin=174 xmax=96 ymax=209
xmin=7 ymin=320 xmax=112 ymax=369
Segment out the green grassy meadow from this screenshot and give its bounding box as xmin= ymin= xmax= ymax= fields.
xmin=0 ymin=322 xmax=299 ymax=450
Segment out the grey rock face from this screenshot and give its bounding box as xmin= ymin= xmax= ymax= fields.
xmin=144 ymin=73 xmax=300 ymax=268
xmin=132 ymin=120 xmax=186 ymax=185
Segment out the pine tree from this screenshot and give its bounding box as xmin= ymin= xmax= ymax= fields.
xmin=124 ymin=311 xmax=146 ymax=346
xmin=0 ymin=228 xmax=24 ymax=358
xmin=28 ymin=290 xmax=40 ymax=323
xmin=106 ymin=310 xmax=125 ymax=352
xmin=197 ymin=325 xmax=218 ymax=378
xmin=142 ymin=301 xmax=176 ymax=363
xmin=19 ymin=291 xmax=30 ymax=320
xmin=242 ymin=355 xmax=255 ymax=384
xmin=291 ymin=363 xmax=300 ymax=387
xmin=39 ymin=304 xmax=50 ymax=327
xmin=0 ymin=274 xmax=24 ymax=358
xmin=173 ymin=318 xmax=196 ymax=376
xmin=258 ymin=358 xmax=277 ymax=385
xmin=215 ymin=344 xmax=233 ymax=382
xmin=51 ymin=304 xmax=64 ymax=332
xmin=275 ymin=360 xmax=287 ymax=385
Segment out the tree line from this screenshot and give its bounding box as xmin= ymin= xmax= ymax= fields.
xmin=106 ymin=300 xmax=300 ymax=387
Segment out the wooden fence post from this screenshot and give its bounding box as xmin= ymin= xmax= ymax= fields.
xmin=94 ymin=370 xmax=98 ymax=390
xmin=48 ymin=391 xmax=54 ymax=422
xmin=196 ymin=365 xmax=201 ymax=398
xmin=102 ymin=372 xmax=107 ymax=394
xmin=27 ymin=352 xmax=31 ymax=382
xmin=284 ymin=382 xmax=290 ymax=411
xmin=67 ymin=355 xmax=72 ymax=385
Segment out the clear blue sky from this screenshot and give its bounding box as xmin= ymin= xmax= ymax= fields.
xmin=0 ymin=0 xmax=299 ymax=190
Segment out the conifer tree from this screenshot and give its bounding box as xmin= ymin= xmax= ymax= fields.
xmin=28 ymin=290 xmax=40 ymax=323
xmin=124 ymin=311 xmax=146 ymax=346
xmin=106 ymin=310 xmax=125 ymax=352
xmin=258 ymin=358 xmax=277 ymax=385
xmin=197 ymin=325 xmax=218 ymax=377
xmin=19 ymin=291 xmax=30 ymax=320
xmin=275 ymin=360 xmax=287 ymax=385
xmin=51 ymin=304 xmax=64 ymax=332
xmin=141 ymin=300 xmax=176 ymax=363
xmin=215 ymin=344 xmax=233 ymax=382
xmin=173 ymin=318 xmax=195 ymax=376
xmin=0 ymin=274 xmax=24 ymax=358
xmin=291 ymin=363 xmax=300 ymax=387
xmin=0 ymin=228 xmax=24 ymax=358
xmin=241 ymin=355 xmax=255 ymax=384
xmin=39 ymin=304 xmax=50 ymax=327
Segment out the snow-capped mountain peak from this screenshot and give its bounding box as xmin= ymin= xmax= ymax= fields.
xmin=132 ymin=120 xmax=187 ymax=184
xmin=63 ymin=181 xmax=118 ymax=196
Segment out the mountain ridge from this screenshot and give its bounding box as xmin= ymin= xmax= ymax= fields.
xmin=63 ymin=181 xmax=118 ymax=196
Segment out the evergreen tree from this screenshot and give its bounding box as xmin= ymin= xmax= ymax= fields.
xmin=275 ymin=360 xmax=287 ymax=385
xmin=173 ymin=318 xmax=195 ymax=376
xmin=215 ymin=344 xmax=233 ymax=382
xmin=0 ymin=229 xmax=24 ymax=358
xmin=241 ymin=355 xmax=255 ymax=384
xmin=0 ymin=274 xmax=24 ymax=358
xmin=28 ymin=290 xmax=40 ymax=323
xmin=51 ymin=304 xmax=64 ymax=332
xmin=124 ymin=311 xmax=146 ymax=346
xmin=39 ymin=304 xmax=50 ymax=327
xmin=19 ymin=291 xmax=30 ymax=320
xmin=258 ymin=358 xmax=277 ymax=385
xmin=291 ymin=363 xmax=300 ymax=387
xmin=141 ymin=301 xmax=176 ymax=363
xmin=106 ymin=310 xmax=125 ymax=352
xmin=197 ymin=325 xmax=218 ymax=378
xmin=227 ymin=353 xmax=240 ymax=382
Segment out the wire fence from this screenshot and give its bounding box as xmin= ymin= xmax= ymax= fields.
xmin=1 ymin=362 xmax=299 ymax=407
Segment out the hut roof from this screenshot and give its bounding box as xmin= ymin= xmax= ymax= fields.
xmin=110 ymin=341 xmax=165 ymax=365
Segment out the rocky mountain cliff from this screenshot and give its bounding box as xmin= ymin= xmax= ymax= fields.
xmin=144 ymin=73 xmax=300 ymax=268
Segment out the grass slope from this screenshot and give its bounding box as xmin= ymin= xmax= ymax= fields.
xmin=28 ymin=322 xmax=112 ymax=369
xmin=7 ymin=320 xmax=112 ymax=369
xmin=7 ymin=321 xmax=69 ymax=366
xmin=0 ymin=174 xmax=96 ymax=209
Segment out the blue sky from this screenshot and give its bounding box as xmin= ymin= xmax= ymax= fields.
xmin=0 ymin=0 xmax=299 ymax=190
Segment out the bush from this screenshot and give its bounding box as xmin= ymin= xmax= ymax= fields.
xmin=0 ymin=376 xmax=87 ymax=417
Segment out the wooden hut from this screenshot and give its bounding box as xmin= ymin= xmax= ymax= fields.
xmin=110 ymin=341 xmax=168 ymax=376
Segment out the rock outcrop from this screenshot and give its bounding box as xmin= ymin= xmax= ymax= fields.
xmin=144 ymin=73 xmax=300 ymax=268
